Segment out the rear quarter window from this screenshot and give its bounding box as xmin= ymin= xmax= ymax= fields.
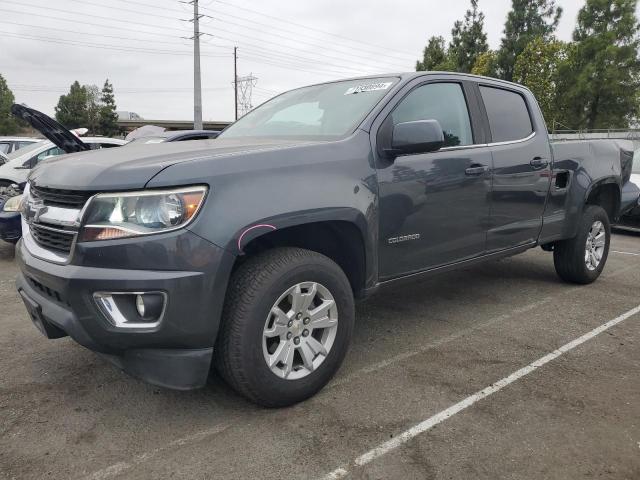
xmin=480 ymin=86 xmax=533 ymax=143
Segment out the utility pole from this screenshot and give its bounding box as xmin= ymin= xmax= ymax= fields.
xmin=191 ymin=0 xmax=203 ymax=129
xmin=234 ymin=46 xmax=238 ymax=121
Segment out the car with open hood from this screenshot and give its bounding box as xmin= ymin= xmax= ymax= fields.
xmin=0 ymin=106 xmax=126 ymax=243
xmin=13 ymin=73 xmax=636 ymax=407
xmin=0 ymin=105 xmax=126 ymax=187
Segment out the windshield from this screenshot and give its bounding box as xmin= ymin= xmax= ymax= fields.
xmin=219 ymin=77 xmax=398 ymax=140
xmin=634 ymin=149 xmax=640 ymax=173
xmin=6 ymin=141 xmax=46 ymax=160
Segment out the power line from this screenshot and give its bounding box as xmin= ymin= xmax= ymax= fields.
xmin=1 ymin=8 xmax=372 ymax=77
xmin=10 ymin=3 xmax=191 ymax=35
xmin=0 ymin=7 xmax=183 ymax=40
xmin=207 ymin=16 xmax=408 ymax=71
xmin=2 ymin=20 xmax=195 ymax=48
xmin=0 ymin=31 xmax=228 ymax=57
xmin=103 ymin=0 xmax=416 ymax=63
xmin=22 ymin=0 xmax=408 ymax=71
xmin=210 ymin=0 xmax=416 ymax=60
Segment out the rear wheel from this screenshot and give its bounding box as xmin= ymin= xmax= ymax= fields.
xmin=553 ymin=205 xmax=610 ymax=284
xmin=215 ymin=247 xmax=354 ymax=407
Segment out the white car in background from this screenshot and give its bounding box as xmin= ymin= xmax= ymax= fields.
xmin=0 ymin=137 xmax=39 ymax=155
xmin=0 ymin=137 xmax=126 ymax=187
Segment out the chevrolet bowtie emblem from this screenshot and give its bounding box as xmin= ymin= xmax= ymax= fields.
xmin=27 ymin=198 xmax=48 ymax=223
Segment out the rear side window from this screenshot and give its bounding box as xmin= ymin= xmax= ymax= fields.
xmin=480 ymin=86 xmax=533 ymax=143
xmin=392 ymin=83 xmax=473 ymax=147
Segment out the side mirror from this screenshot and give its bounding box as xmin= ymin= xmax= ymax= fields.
xmin=387 ymin=119 xmax=445 ymax=157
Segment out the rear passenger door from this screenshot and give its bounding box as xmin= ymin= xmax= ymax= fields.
xmin=479 ymin=85 xmax=552 ymax=252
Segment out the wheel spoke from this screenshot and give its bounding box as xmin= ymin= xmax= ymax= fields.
xmin=299 ymin=342 xmax=316 ymax=371
xmin=264 ymin=307 xmax=289 ymax=338
xmin=310 ymin=299 xmax=335 ymax=322
xmin=306 ymin=336 xmax=327 ymax=357
xmin=291 ymin=284 xmax=304 ymax=313
xmin=594 ymin=232 xmax=606 ymax=247
xmin=590 ymin=251 xmax=598 ymax=268
xmin=594 ymin=248 xmax=603 ymax=261
xmin=300 ymin=283 xmax=318 ymax=312
xmin=310 ymin=315 xmax=338 ymax=330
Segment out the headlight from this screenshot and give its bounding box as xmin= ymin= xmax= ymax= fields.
xmin=79 ymin=186 xmax=207 ymax=242
xmin=2 ymin=194 xmax=23 ymax=212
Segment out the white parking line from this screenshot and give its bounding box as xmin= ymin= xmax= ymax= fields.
xmin=612 ymin=250 xmax=640 ymax=256
xmin=322 ymin=303 xmax=640 ymax=479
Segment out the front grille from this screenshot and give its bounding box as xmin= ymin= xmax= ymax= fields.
xmin=29 ymin=223 xmax=75 ymax=253
xmin=31 ymin=185 xmax=93 ymax=208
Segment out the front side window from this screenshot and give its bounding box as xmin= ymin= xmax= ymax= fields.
xmin=391 ymin=83 xmax=473 ymax=148
xmin=480 ymin=86 xmax=533 ymax=143
xmin=0 ymin=142 xmax=9 ymax=154
xmin=219 ymin=77 xmax=399 ymax=140
xmin=34 ymin=147 xmax=64 ymax=164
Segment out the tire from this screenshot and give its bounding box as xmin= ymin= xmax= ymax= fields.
xmin=553 ymin=205 xmax=610 ymax=284
xmin=215 ymin=247 xmax=355 ymax=407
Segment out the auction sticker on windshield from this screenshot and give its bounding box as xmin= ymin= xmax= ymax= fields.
xmin=344 ymin=82 xmax=393 ymax=95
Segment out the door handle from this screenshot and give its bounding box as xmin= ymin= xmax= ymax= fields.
xmin=530 ymin=157 xmax=549 ymax=168
xmin=465 ymin=164 xmax=490 ymax=175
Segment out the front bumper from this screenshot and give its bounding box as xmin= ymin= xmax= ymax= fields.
xmin=15 ymin=229 xmax=235 ymax=390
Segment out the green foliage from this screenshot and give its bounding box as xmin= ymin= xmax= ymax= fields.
xmin=557 ymin=0 xmax=640 ymax=129
xmin=99 ymin=79 xmax=119 ymax=136
xmin=416 ymin=36 xmax=452 ymax=71
xmin=0 ymin=74 xmax=21 ymax=135
xmin=55 ymin=79 xmax=120 ymax=135
xmin=497 ymin=0 xmax=563 ymax=81
xmin=55 ymin=81 xmax=91 ymax=130
xmin=471 ymin=50 xmax=499 ymax=77
xmin=449 ymin=0 xmax=489 ymax=73
xmin=513 ymin=37 xmax=569 ymax=127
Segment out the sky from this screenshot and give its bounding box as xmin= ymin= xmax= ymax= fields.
xmin=0 ymin=0 xmax=591 ymax=122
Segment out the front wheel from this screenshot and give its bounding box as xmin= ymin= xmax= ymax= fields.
xmin=553 ymin=205 xmax=611 ymax=284
xmin=215 ymin=247 xmax=355 ymax=407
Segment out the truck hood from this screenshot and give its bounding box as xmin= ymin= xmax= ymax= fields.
xmin=28 ymin=138 xmax=317 ymax=191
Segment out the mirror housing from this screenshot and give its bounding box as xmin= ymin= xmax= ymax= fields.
xmin=387 ymin=119 xmax=445 ymax=157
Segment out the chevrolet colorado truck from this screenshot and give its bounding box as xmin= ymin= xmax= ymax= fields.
xmin=14 ymin=73 xmax=635 ymax=407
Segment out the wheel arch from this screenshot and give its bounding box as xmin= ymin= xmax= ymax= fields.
xmin=235 ymin=212 xmax=374 ymax=298
xmin=585 ymin=178 xmax=621 ymax=221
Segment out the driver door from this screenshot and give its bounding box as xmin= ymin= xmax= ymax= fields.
xmin=375 ymin=81 xmax=493 ymax=279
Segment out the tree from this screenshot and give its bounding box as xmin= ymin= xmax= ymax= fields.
xmin=0 ymin=74 xmax=20 ymax=135
xmin=416 ymin=36 xmax=452 ymax=71
xmin=471 ymin=50 xmax=499 ymax=77
xmin=557 ymin=0 xmax=640 ymax=130
xmin=497 ymin=0 xmax=563 ymax=81
xmin=449 ymin=0 xmax=489 ymax=73
xmin=55 ymin=81 xmax=91 ymax=129
xmin=513 ymin=37 xmax=569 ymax=128
xmin=98 ymin=79 xmax=119 ymax=136
xmin=85 ymin=84 xmax=101 ymax=134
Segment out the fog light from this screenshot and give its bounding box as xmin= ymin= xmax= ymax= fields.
xmin=94 ymin=291 xmax=167 ymax=329
xmin=136 ymin=294 xmax=145 ymax=317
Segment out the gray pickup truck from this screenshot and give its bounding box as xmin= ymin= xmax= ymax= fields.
xmin=14 ymin=73 xmax=635 ymax=407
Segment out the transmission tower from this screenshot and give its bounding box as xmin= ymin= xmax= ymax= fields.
xmin=235 ymin=74 xmax=258 ymax=118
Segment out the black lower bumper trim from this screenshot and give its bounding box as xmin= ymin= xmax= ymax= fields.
xmin=101 ymin=348 xmax=214 ymax=390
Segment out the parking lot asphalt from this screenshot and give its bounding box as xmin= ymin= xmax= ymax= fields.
xmin=1 ymin=233 xmax=639 ymax=480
